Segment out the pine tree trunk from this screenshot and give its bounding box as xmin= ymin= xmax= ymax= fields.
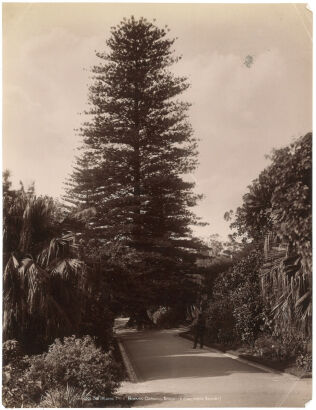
xmin=132 ymin=85 xmax=141 ymax=245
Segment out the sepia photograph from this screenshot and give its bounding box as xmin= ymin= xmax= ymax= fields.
xmin=2 ymin=1 xmax=312 ymax=408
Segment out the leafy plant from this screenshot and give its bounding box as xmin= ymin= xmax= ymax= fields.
xmin=296 ymin=352 xmax=312 ymax=373
xmin=2 ymin=339 xmax=22 ymax=365
xmin=25 ymin=335 xmax=122 ymax=399
xmin=205 ymin=299 xmax=236 ymax=345
xmin=231 ymin=133 xmax=312 ymax=338
xmin=3 ymin=174 xmax=115 ymax=351
xmin=39 ymin=385 xmax=92 ymax=408
xmin=205 ymin=250 xmax=263 ymax=346
xmin=151 ymin=305 xmax=186 ymax=328
xmin=3 ymin=233 xmax=87 ymax=351
xmin=2 ymin=340 xmax=35 ymax=408
xmin=252 ymin=331 xmax=308 ymax=362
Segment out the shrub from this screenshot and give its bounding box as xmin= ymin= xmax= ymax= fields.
xmin=2 ymin=340 xmax=35 ymax=408
xmin=25 ymin=335 xmax=122 ymax=399
xmin=152 ymin=307 xmax=168 ymax=327
xmin=152 ymin=306 xmax=185 ymax=328
xmin=252 ymin=331 xmax=310 ymax=362
xmin=3 ymin=339 xmax=22 ymax=365
xmin=205 ymin=300 xmax=236 ymax=345
xmin=205 ymin=250 xmax=263 ymax=346
xmin=253 ymin=334 xmax=280 ymax=359
xmin=229 ymin=251 xmax=263 ymax=345
xmin=79 ymin=300 xmax=114 ymax=349
xmin=272 ymin=328 xmax=308 ymax=360
xmin=296 ymin=352 xmax=312 ymax=373
xmin=39 ymin=385 xmax=92 ymax=408
xmin=232 ymin=133 xmax=312 ymax=337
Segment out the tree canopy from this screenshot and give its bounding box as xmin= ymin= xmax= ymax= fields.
xmin=64 ymin=17 xmax=205 ymax=316
xmin=230 ymin=133 xmax=312 ymax=336
xmin=232 ymin=133 xmax=312 ymax=248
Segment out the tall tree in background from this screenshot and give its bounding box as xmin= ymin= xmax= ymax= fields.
xmin=64 ymin=17 xmax=204 ymax=315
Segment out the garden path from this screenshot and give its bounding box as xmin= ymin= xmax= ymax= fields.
xmin=116 ymin=322 xmax=312 ymax=408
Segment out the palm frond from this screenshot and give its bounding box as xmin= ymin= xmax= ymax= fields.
xmin=260 ymin=233 xmax=312 ymax=336
xmin=3 ymin=191 xmax=89 ymax=346
xmin=37 ymin=235 xmax=77 ymax=268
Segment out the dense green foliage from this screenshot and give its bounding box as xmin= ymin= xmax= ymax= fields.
xmin=2 ymin=336 xmax=122 ymax=407
xmin=232 ymin=133 xmax=312 ymax=250
xmin=2 ymin=340 xmax=32 ymax=407
xmin=205 ymin=250 xmax=263 ymax=345
xmin=2 ymin=179 xmax=121 ymax=405
xmin=233 ymin=133 xmax=312 ymax=335
xmin=26 ymin=336 xmax=122 ymax=398
xmin=202 ymin=133 xmax=312 ymax=371
xmin=3 ymin=176 xmax=115 ymax=352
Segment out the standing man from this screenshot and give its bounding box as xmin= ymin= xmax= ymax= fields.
xmin=193 ymin=310 xmax=206 ymax=349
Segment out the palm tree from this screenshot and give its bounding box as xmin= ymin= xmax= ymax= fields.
xmin=260 ymin=233 xmax=312 ymax=338
xmin=3 ymin=183 xmax=88 ymax=351
xmin=234 ymin=133 xmax=312 ymax=340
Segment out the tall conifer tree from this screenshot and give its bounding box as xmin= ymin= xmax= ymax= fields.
xmin=65 ymin=17 xmax=204 ymax=313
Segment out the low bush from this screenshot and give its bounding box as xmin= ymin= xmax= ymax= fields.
xmin=152 ymin=306 xmax=186 ymax=328
xmin=152 ymin=307 xmax=168 ymax=326
xmin=3 ymin=339 xmax=23 ymax=365
xmin=252 ymin=334 xmax=281 ymax=360
xmin=2 ymin=340 xmax=35 ymax=408
xmin=252 ymin=331 xmax=310 ymax=363
xmin=25 ymin=335 xmax=122 ymax=399
xmin=2 ymin=335 xmax=123 ymax=407
xmin=39 ymin=385 xmax=92 ymax=408
xmin=296 ymin=352 xmax=312 ymax=373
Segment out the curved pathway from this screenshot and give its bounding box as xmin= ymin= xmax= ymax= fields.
xmin=116 ymin=323 xmax=312 ymax=407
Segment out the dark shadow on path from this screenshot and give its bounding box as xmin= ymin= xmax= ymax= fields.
xmin=135 ymin=354 xmax=268 ymax=381
xmin=120 ymin=329 xmax=268 ymax=382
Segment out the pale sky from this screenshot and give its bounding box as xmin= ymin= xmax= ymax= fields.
xmin=2 ymin=3 xmax=312 ymax=239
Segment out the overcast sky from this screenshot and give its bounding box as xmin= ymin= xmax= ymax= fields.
xmin=3 ymin=3 xmax=312 ymax=239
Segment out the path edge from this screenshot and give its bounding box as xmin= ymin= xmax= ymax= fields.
xmin=116 ymin=335 xmax=138 ymax=383
xmin=177 ymin=331 xmax=299 ymax=380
